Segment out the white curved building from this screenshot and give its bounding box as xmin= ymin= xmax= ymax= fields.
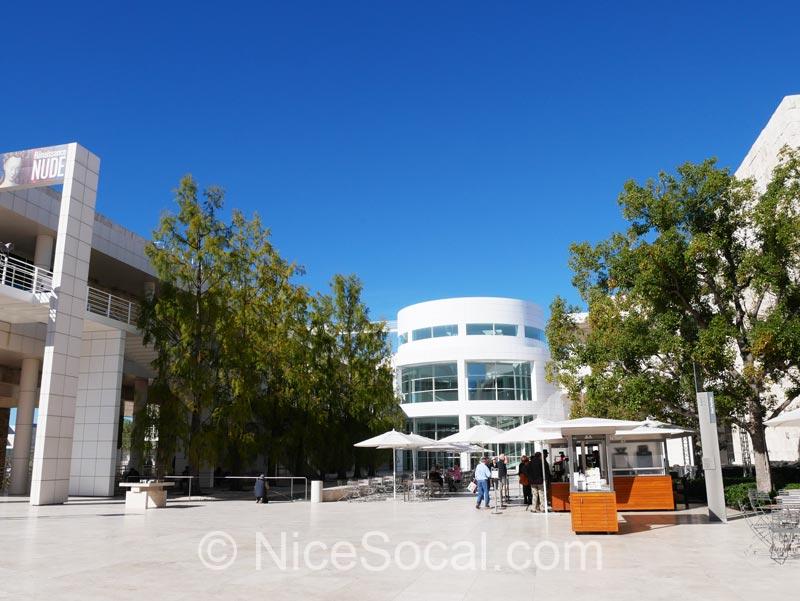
xmin=393 ymin=297 xmax=569 ymax=468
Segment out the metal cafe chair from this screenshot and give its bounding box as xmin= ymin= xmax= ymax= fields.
xmin=739 ymin=500 xmax=770 ymax=548
xmin=768 ymin=506 xmax=800 ymax=564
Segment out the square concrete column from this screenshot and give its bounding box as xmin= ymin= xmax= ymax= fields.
xmin=30 ymin=144 xmax=99 ymax=506
xmin=9 ymin=357 xmax=40 ymax=494
xmin=70 ymin=329 xmax=125 ymax=496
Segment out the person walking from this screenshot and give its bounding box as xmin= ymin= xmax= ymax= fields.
xmin=497 ymin=454 xmax=509 ymax=507
xmin=254 ymin=474 xmax=268 ymax=504
xmin=519 ymin=455 xmax=532 ymax=509
xmin=530 ymin=452 xmax=545 ymax=512
xmin=474 ymin=457 xmax=491 ymax=509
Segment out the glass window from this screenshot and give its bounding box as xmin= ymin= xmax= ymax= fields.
xmin=466 ymin=323 xmax=494 ymax=335
xmin=494 ymin=324 xmax=517 ymax=336
xmin=524 ymin=326 xmax=545 ymax=341
xmin=398 ymin=332 xmax=408 ymax=345
xmin=412 ymin=327 xmax=432 ymax=341
xmin=467 ymin=323 xmax=518 ymax=336
xmin=467 ymin=415 xmax=534 ymax=466
xmin=399 ymin=362 xmax=458 ymax=403
xmin=466 ymin=362 xmax=531 ymax=401
xmin=405 ymin=416 xmax=460 ymax=472
xmin=432 ymin=324 xmax=458 ymax=337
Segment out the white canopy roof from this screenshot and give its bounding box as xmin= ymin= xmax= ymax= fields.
xmin=438 ymin=424 xmax=503 ymax=444
xmin=764 ymin=408 xmax=800 ymax=428
xmin=537 ymin=416 xmax=644 ymax=435
xmin=612 ymin=425 xmax=693 ymax=441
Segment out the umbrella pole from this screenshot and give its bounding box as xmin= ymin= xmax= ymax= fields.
xmin=393 ymin=447 xmax=397 ymax=500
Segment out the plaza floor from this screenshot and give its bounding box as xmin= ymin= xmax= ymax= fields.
xmin=0 ymin=492 xmax=797 ymax=601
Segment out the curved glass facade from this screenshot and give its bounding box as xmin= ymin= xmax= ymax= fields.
xmin=400 ymin=362 xmax=458 ymax=403
xmin=467 ymin=361 xmax=532 ymax=400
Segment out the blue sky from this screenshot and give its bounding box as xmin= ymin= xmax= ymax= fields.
xmin=3 ymin=2 xmax=799 ymax=320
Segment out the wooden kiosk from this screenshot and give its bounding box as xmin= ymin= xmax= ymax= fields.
xmin=490 ymin=417 xmax=689 ymax=534
xmin=547 ymin=420 xmax=686 ymax=533
xmin=563 ymin=430 xmax=619 ymax=534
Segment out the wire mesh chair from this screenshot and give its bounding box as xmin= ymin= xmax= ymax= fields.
xmin=739 ymin=500 xmax=771 ymax=549
xmin=768 ymin=506 xmax=800 ymax=564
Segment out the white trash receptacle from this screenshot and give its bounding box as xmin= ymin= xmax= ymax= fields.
xmin=310 ymin=480 xmax=323 ymax=503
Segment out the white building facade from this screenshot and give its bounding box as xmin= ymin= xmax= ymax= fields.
xmin=731 ymin=95 xmax=800 ymax=465
xmin=393 ymin=297 xmax=568 ymax=468
xmin=0 ymin=143 xmax=157 ymax=505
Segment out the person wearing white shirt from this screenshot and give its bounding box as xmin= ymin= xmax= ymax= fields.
xmin=474 ymin=457 xmax=492 ymax=509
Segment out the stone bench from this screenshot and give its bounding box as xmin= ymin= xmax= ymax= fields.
xmin=120 ymin=481 xmax=175 ymax=512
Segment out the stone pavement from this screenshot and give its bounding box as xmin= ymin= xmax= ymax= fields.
xmin=0 ymin=494 xmax=796 ymax=601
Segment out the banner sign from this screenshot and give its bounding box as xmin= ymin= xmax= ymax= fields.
xmin=0 ymin=144 xmax=69 ymax=190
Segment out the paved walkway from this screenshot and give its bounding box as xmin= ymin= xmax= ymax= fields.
xmin=0 ymin=494 xmax=796 ymax=600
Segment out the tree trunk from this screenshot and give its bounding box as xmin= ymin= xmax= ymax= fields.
xmin=748 ymin=418 xmax=773 ymax=493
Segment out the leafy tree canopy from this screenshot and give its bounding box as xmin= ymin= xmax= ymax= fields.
xmin=547 ymin=147 xmax=800 ymax=491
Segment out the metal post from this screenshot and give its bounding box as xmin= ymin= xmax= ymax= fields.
xmin=290 ymin=478 xmax=294 ymax=502
xmin=697 ymin=392 xmax=727 ymax=522
xmin=188 ymin=476 xmax=192 ymax=501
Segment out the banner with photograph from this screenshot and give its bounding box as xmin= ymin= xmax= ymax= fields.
xmin=0 ymin=144 xmax=69 ymax=190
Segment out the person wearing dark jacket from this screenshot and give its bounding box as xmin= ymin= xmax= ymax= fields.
xmin=497 ymin=454 xmax=509 ymax=506
xmin=518 ymin=455 xmax=532 ymax=508
xmin=530 ymin=452 xmax=549 ymax=512
xmin=254 ymin=475 xmax=268 ymax=504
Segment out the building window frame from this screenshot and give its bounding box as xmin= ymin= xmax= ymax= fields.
xmin=466 ymin=361 xmax=532 ymax=401
xmin=466 ymin=323 xmax=518 ymax=336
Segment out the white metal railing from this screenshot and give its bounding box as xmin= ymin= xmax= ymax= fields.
xmin=86 ymin=286 xmax=141 ymax=326
xmin=1 ymin=256 xmax=140 ymax=326
xmin=0 ymin=255 xmax=54 ymax=294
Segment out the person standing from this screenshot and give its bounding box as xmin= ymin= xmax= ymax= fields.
xmin=519 ymin=455 xmax=532 ymax=509
xmin=531 ymin=452 xmax=545 ymax=512
xmin=474 ymin=457 xmax=492 ymax=509
xmin=542 ymin=449 xmax=552 ymax=509
xmin=497 ymin=454 xmax=509 ymax=507
xmin=254 ymin=474 xmax=268 ymax=504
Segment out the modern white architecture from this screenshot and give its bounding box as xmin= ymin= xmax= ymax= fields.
xmin=0 ymin=143 xmax=157 ymax=505
xmin=731 ymin=94 xmax=800 ymax=465
xmin=393 ymin=297 xmax=568 ymax=468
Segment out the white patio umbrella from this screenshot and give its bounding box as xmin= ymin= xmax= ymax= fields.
xmin=487 ymin=421 xmax=566 ymax=514
xmin=354 ymin=429 xmax=436 ymax=499
xmin=765 ymin=408 xmax=800 ymax=428
xmin=438 ymin=424 xmax=504 ymax=445
xmin=422 ymin=441 xmax=487 ymax=453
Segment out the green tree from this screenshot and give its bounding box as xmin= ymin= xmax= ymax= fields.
xmin=304 ymin=275 xmax=402 ymax=478
xmin=136 ymin=175 xmax=231 ymax=475
xmin=547 ymin=148 xmax=800 ymax=492
xmin=137 ymin=177 xmax=399 ymax=481
xmin=212 ymin=210 xmax=309 ymax=478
